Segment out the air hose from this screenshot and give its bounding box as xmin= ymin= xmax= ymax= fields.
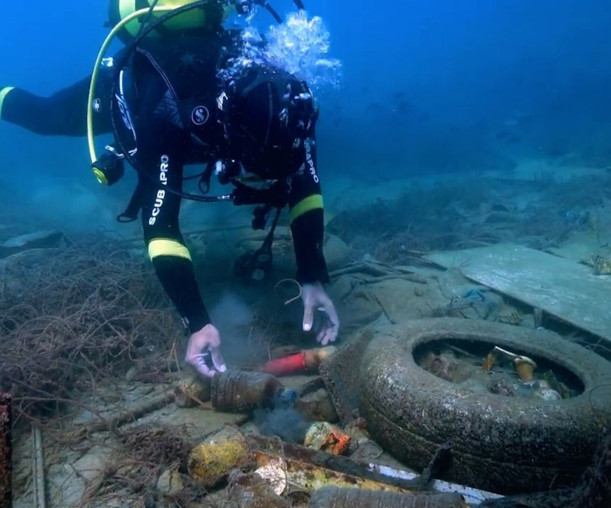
xmin=86 ymin=5 xmax=176 ymax=166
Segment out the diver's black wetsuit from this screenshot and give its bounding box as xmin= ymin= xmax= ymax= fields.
xmin=1 ymin=30 xmax=328 ymax=335
xmin=0 ymin=75 xmax=114 ymax=136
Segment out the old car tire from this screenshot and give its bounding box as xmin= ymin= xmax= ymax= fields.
xmin=358 ymin=318 xmax=611 ymax=495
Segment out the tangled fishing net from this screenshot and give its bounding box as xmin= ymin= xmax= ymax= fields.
xmin=0 ymin=233 xmax=182 ymax=421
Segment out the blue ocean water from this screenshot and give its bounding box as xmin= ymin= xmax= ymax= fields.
xmin=1 ymin=0 xmax=610 ymax=228
xmin=2 ymin=7 xmax=611 ymax=503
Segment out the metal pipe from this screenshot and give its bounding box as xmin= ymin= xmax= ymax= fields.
xmin=31 ymin=425 xmax=46 ymax=508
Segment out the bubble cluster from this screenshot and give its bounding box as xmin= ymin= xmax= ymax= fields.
xmin=220 ymin=11 xmax=342 ymax=89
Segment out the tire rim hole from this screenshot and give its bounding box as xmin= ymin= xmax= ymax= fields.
xmin=414 ymin=338 xmax=584 ymax=399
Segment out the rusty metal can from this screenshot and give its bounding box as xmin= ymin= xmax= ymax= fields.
xmin=211 ymin=370 xmax=284 ymax=413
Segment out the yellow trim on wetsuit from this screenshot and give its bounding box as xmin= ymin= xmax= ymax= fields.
xmin=148 ymin=238 xmax=192 ymax=261
xmin=0 ymin=87 xmax=15 ymax=120
xmin=289 ymin=194 xmax=324 ymax=223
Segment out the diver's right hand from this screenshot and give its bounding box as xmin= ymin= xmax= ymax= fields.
xmin=301 ymin=282 xmax=340 ymax=346
xmin=185 ymin=324 xmax=227 ymax=378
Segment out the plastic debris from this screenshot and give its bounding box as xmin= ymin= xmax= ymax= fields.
xmin=262 ymin=346 xmax=337 ymax=376
xmin=304 ymin=421 xmax=351 ymax=455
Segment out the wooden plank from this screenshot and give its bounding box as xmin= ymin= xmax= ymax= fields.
xmin=425 ymin=243 xmax=611 ymax=342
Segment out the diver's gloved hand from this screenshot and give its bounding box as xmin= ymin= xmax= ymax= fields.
xmin=185 ymin=324 xmax=227 ymax=378
xmin=301 ymin=282 xmax=340 ymax=345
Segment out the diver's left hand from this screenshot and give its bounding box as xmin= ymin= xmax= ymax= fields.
xmin=301 ymin=282 xmax=339 ymax=345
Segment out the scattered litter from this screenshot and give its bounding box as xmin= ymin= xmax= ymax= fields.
xmin=304 ymin=421 xmax=351 ymax=455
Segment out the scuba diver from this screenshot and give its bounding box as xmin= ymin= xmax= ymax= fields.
xmin=0 ymin=0 xmax=339 ymax=378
